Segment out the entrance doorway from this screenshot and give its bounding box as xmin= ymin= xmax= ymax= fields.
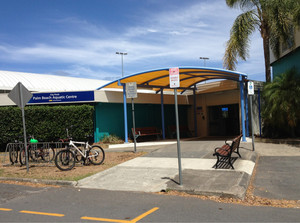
xmin=208 ymin=104 xmax=240 ymax=136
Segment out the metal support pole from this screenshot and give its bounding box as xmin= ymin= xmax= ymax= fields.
xmin=258 ymin=88 xmax=262 ymax=137
xmin=161 ymin=89 xmax=165 ymax=139
xmin=239 ymin=76 xmax=246 ymax=142
xmin=132 ymin=98 xmax=136 ymax=152
xmin=250 ymin=95 xmax=255 ymax=151
xmin=245 ymin=86 xmax=249 ymax=137
xmin=123 ymin=84 xmax=128 ymax=143
xmin=19 ymin=84 xmax=29 ymax=173
xmin=121 ymin=55 xmax=124 ymax=77
xmin=174 ymin=89 xmax=182 ymax=185
xmin=193 ymin=85 xmax=197 ymax=137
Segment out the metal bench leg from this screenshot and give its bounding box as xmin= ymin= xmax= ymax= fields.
xmin=214 ymin=155 xmax=220 ymax=169
xmin=235 ymin=149 xmax=242 ymax=158
xmin=228 ymin=157 xmax=234 ymax=169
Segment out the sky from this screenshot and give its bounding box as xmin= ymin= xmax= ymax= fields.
xmin=0 ymin=0 xmax=266 ymax=81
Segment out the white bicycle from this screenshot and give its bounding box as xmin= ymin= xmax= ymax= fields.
xmin=55 ymin=137 xmax=105 ymax=171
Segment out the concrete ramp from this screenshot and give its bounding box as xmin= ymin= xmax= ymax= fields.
xmin=77 ymin=152 xmax=256 ymax=199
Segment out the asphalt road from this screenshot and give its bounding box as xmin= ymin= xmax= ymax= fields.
xmin=1 ymin=183 xmax=300 ymax=222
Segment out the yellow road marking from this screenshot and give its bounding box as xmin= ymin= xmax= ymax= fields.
xmin=130 ymin=207 xmax=159 ymax=223
xmin=19 ymin=210 xmax=64 ymax=217
xmin=81 ymin=207 xmax=159 ymax=223
xmin=81 ymin=216 xmax=130 ymax=223
xmin=0 ymin=208 xmax=12 ymax=211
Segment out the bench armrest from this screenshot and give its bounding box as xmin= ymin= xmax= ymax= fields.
xmin=214 ymin=147 xmax=228 ymax=153
xmin=225 ymin=139 xmax=233 ymax=145
xmin=214 ymin=147 xmax=221 ymax=153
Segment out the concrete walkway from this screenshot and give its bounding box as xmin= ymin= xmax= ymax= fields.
xmin=78 ymin=139 xmax=257 ymax=199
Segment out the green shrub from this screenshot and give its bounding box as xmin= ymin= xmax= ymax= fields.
xmin=0 ymin=104 xmax=94 ymax=151
xmin=262 ymin=69 xmax=300 ymax=138
xmin=101 ymin=134 xmax=124 ymax=144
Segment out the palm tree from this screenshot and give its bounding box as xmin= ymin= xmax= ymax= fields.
xmin=262 ymin=69 xmax=300 ymax=137
xmin=223 ymin=0 xmax=300 ymax=82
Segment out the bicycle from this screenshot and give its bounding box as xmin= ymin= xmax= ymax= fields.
xmin=8 ymin=143 xmax=20 ymax=165
xmin=54 ymin=136 xmax=105 ymax=171
xmin=8 ymin=136 xmax=27 ymax=165
xmin=19 ymin=136 xmax=55 ymax=165
xmin=29 ymin=143 xmax=55 ymax=163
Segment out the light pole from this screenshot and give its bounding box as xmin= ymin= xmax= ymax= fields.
xmin=116 ymin=52 xmax=127 ymax=77
xmin=199 ymin=57 xmax=209 ymax=67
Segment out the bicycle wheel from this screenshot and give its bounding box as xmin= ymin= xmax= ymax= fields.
xmin=41 ymin=147 xmax=55 ymax=162
xmin=19 ymin=145 xmax=30 ymax=166
xmin=88 ymin=145 xmax=105 ymax=165
xmin=9 ymin=145 xmax=18 ymax=164
xmin=55 ymin=149 xmax=75 ymax=171
xmin=29 ymin=145 xmax=38 ymax=162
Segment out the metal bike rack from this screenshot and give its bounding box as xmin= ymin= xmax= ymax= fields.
xmin=2 ymin=142 xmax=66 ymax=166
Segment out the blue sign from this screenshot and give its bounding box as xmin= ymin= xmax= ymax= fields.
xmin=28 ymin=91 xmax=94 ymax=104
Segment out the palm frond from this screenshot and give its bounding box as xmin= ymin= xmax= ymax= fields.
xmin=226 ymin=0 xmax=259 ymax=10
xmin=262 ymin=69 xmax=300 ymax=129
xmin=223 ymin=10 xmax=259 ymax=69
xmin=267 ymin=0 xmax=300 ymax=57
xmin=223 ymin=38 xmax=238 ymax=70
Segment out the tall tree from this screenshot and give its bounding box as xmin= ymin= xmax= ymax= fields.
xmin=223 ymin=0 xmax=300 ymax=82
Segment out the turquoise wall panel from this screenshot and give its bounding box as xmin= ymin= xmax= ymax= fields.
xmin=94 ymin=102 xmax=189 ymax=142
xmin=272 ymin=48 xmax=300 ymax=79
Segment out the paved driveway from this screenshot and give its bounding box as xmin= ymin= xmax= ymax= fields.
xmin=253 ymin=143 xmax=300 ymax=200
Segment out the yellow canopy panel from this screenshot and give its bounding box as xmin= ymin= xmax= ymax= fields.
xmin=98 ymin=67 xmax=247 ymax=92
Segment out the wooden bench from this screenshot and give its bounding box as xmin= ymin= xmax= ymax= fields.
xmin=213 ymin=134 xmax=243 ymax=169
xmin=131 ymin=127 xmax=161 ymax=140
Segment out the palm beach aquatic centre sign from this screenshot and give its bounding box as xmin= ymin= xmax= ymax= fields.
xmin=28 ymin=91 xmax=94 ymax=104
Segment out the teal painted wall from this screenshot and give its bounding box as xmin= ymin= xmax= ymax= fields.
xmin=94 ymin=102 xmax=189 ymax=142
xmin=272 ymin=47 xmax=300 ymax=79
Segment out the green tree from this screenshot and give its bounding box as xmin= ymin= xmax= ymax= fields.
xmin=223 ymin=0 xmax=300 ymax=82
xmin=262 ymin=69 xmax=300 ymax=137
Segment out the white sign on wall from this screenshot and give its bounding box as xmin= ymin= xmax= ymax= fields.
xmin=169 ymin=67 xmax=180 ymax=88
xmin=126 ymin=82 xmax=137 ymax=98
xmin=248 ymin=81 xmax=254 ymax=95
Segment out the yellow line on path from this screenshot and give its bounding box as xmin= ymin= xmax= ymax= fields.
xmin=131 ymin=207 xmax=159 ymax=223
xmin=19 ymin=210 xmax=64 ymax=217
xmin=81 ymin=216 xmax=131 ymax=223
xmin=81 ymin=207 xmax=159 ymax=223
xmin=0 ymin=208 xmax=12 ymax=211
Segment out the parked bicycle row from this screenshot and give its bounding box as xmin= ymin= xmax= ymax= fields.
xmin=6 ymin=142 xmax=57 ymax=165
xmin=4 ymin=135 xmax=105 ymax=171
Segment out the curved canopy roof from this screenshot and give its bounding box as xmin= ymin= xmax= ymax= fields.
xmin=98 ymin=67 xmax=247 ymax=93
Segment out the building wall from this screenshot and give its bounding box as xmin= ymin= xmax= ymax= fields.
xmin=270 ymin=26 xmax=300 ymax=79
xmin=95 ymin=90 xmax=190 ymax=105
xmin=188 ymin=89 xmax=240 ymax=138
xmin=94 ymin=102 xmax=190 ymax=142
xmin=271 ymin=47 xmax=300 ymax=78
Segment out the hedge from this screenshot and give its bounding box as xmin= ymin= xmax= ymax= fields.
xmin=0 ymin=104 xmax=94 ymax=151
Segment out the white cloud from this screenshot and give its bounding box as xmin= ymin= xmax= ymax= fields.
xmin=0 ymin=0 xmax=265 ymax=81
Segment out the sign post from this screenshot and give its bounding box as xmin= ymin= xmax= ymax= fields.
xmin=248 ymin=81 xmax=255 ymax=151
xmin=126 ymin=82 xmax=138 ymax=153
xmin=169 ymin=67 xmax=182 ymax=185
xmin=8 ymin=82 xmax=33 ymax=172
